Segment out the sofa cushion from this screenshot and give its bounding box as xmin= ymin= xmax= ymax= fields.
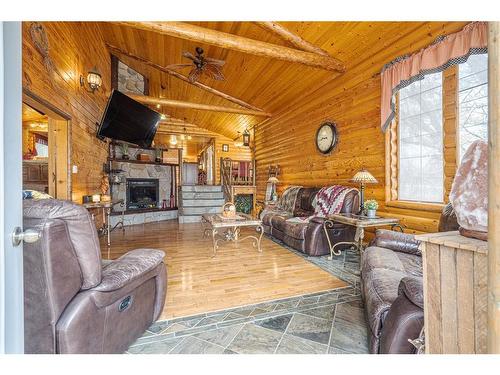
xmin=284 ymin=221 xmax=308 ymax=240
xmin=361 ymin=246 xmax=406 ymax=274
xmin=395 ymin=252 xmax=423 ymax=277
xmin=362 ymin=267 xmax=407 ymax=336
xmin=262 ymin=211 xmax=292 ymax=226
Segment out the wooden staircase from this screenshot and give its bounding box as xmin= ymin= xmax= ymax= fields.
xmin=178 ymin=185 xmax=225 ymax=223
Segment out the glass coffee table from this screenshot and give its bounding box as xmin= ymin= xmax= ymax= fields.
xmin=201 ymin=213 xmax=264 ymax=257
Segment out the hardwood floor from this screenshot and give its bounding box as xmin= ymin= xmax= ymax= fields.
xmin=100 ymin=220 xmax=347 ymax=320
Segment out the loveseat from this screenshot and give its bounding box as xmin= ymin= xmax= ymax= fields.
xmin=262 ymin=186 xmax=359 ymax=256
xmin=23 ymin=199 xmax=167 ymax=354
xmin=361 ymin=203 xmax=458 ymax=353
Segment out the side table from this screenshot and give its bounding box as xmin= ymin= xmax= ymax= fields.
xmin=83 ymin=199 xmax=125 ymax=246
xmin=323 ymin=213 xmax=403 ymax=260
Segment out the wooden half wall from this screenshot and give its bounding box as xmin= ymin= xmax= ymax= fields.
xmin=22 ymin=22 xmax=111 ymax=203
xmin=254 ymin=22 xmax=468 ymax=236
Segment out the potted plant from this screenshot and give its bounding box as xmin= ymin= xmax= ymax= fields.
xmin=119 ymin=142 xmax=129 ymax=160
xmin=364 ymin=199 xmax=378 ymax=218
xmin=154 ymin=147 xmax=163 ymax=163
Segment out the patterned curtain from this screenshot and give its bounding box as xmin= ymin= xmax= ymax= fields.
xmin=380 ymin=22 xmax=488 ymax=132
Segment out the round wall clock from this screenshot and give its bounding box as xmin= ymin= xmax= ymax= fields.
xmin=315 ymin=122 xmax=338 ymax=155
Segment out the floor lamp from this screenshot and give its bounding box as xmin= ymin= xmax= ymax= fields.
xmin=350 ymin=169 xmax=378 ymax=215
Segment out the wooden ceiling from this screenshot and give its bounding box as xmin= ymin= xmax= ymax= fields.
xmin=99 ymin=22 xmax=458 ymax=140
xmin=22 ymin=102 xmax=47 ymax=123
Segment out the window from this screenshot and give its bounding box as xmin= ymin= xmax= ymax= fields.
xmin=398 ymin=72 xmax=444 ymax=203
xmin=458 ymin=54 xmax=488 ymax=160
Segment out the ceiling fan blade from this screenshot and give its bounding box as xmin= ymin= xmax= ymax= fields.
xmin=204 ymin=64 xmax=225 ymax=81
xmin=188 ymin=68 xmax=202 ymax=83
xmin=182 ymin=51 xmax=197 ymax=61
xmin=204 ymin=57 xmax=225 ymax=66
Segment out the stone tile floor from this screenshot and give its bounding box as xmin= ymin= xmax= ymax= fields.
xmin=127 ymin=239 xmax=369 ymax=354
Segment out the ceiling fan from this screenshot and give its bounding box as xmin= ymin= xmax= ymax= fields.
xmin=168 ymin=47 xmax=225 ymax=83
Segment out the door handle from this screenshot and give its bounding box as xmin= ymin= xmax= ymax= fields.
xmin=11 ymin=227 xmax=42 ymax=247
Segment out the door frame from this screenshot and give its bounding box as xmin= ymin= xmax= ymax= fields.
xmin=1 ymin=21 xmax=23 ymax=354
xmin=23 ymin=89 xmax=71 ymax=199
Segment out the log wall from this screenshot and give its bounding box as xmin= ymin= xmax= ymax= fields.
xmin=254 ymin=22 xmax=467 ymax=236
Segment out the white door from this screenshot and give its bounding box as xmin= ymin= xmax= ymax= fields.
xmin=0 ymin=22 xmax=24 ymax=354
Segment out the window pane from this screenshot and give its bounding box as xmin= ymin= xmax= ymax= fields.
xmin=458 ymin=53 xmax=488 ymax=161
xmin=398 ymin=72 xmax=444 ymax=203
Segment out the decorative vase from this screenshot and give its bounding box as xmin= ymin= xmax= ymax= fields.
xmin=155 ymin=157 xmax=162 ymax=163
xmin=366 ymin=209 xmax=376 ymax=218
xmin=122 ymin=154 xmax=129 ymax=160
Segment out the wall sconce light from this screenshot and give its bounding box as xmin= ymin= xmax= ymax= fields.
xmin=242 ymin=129 xmax=250 ymax=147
xmin=80 ymin=67 xmax=102 ymax=93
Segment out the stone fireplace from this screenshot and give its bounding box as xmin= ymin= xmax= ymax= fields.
xmin=126 ymin=178 xmax=159 ymax=210
xmin=109 ymin=161 xmax=178 ymax=226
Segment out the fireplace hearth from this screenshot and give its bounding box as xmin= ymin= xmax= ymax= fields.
xmin=126 ymin=178 xmax=159 ymax=210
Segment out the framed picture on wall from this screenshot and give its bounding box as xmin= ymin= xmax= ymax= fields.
xmin=222 ymin=144 xmax=229 ymax=152
xmin=111 ymin=55 xmax=149 ymax=95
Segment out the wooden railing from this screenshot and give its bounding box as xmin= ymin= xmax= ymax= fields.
xmin=221 ymin=157 xmax=232 ymax=202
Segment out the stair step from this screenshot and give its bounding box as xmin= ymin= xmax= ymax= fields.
xmin=182 ymin=199 xmax=225 ymax=207
xmin=182 ymin=206 xmax=221 ymax=215
xmin=181 ymin=185 xmax=222 ymax=192
xmin=181 ymin=191 xmax=224 ymax=200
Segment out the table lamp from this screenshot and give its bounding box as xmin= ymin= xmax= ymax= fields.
xmin=267 ymin=176 xmax=279 ymax=202
xmin=350 ymin=169 xmax=378 ymax=214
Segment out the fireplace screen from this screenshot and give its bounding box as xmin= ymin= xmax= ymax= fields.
xmin=126 ymin=178 xmax=159 ymax=210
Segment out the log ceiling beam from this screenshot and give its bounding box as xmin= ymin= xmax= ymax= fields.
xmin=157 ymin=122 xmax=221 ymax=137
xmin=106 ymin=43 xmax=266 ymax=113
xmin=255 ymin=22 xmax=330 ymax=57
xmin=128 ymin=93 xmax=272 ymax=117
xmin=117 ymin=22 xmax=346 ymax=73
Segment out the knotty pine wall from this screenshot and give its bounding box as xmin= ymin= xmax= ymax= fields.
xmin=22 ymin=22 xmax=111 ymax=203
xmin=213 ymin=137 xmax=252 ymax=185
xmin=254 ymin=23 xmax=467 ymax=236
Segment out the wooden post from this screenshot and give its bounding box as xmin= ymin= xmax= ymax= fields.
xmin=488 ymin=21 xmax=500 ymax=354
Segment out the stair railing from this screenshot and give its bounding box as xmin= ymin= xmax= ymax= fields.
xmin=220 ymin=157 xmax=232 ymax=202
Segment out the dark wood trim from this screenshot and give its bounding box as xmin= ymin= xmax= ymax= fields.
xmin=23 ymin=88 xmax=71 ymax=120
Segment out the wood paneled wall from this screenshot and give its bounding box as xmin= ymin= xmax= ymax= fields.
xmin=22 ymin=22 xmax=111 ymax=203
xmin=213 ymin=136 xmax=252 ymax=185
xmin=254 ymin=22 xmax=467 ymax=236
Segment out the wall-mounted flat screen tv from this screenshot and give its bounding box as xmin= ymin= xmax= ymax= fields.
xmin=97 ymin=90 xmax=161 ymax=148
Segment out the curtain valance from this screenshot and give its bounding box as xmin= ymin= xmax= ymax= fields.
xmin=380 ymin=22 xmax=488 ymax=132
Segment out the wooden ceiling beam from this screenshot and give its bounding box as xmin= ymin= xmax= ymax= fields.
xmin=117 ymin=22 xmax=346 ymax=73
xmin=157 ymin=122 xmax=221 ymax=137
xmin=255 ymin=22 xmax=330 ymax=57
xmin=128 ymin=93 xmax=271 ymax=117
xmin=106 ymin=43 xmax=266 ymax=113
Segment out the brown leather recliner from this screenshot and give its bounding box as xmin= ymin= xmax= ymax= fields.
xmin=23 ymin=199 xmax=167 ymax=354
xmin=362 ymin=203 xmax=459 ymax=354
xmin=262 ymin=187 xmax=359 ymax=256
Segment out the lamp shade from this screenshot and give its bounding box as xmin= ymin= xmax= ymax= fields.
xmin=267 ymin=176 xmax=279 ymax=184
xmin=351 ymin=169 xmax=378 ymax=184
